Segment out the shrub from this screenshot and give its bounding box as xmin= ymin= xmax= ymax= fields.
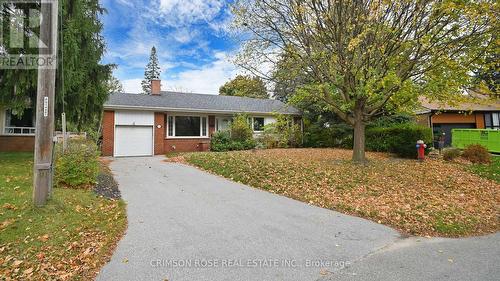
xmin=230 ymin=114 xmax=253 ymax=142
xmin=211 ymin=123 xmax=256 ymax=152
xmin=260 ymin=114 xmax=302 ymax=148
xmin=462 ymin=144 xmax=491 ymax=164
xmin=304 ymin=123 xmax=353 ymax=148
xmin=442 ymin=148 xmax=461 ymax=161
xmin=55 ymin=139 xmax=100 ymax=188
xmin=210 ymin=130 xmax=232 ymax=152
xmin=366 ymin=124 xmax=433 ymax=158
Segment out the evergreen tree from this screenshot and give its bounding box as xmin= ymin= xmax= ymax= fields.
xmin=0 ymin=0 xmax=114 ymax=130
xmin=107 ymin=76 xmax=124 ymax=93
xmin=141 ymin=46 xmax=161 ymax=94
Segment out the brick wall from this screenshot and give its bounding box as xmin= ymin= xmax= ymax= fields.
xmin=0 ymin=135 xmax=35 ymax=152
xmin=164 ymin=138 xmax=210 ymax=152
xmin=102 ymin=111 xmax=114 ymax=156
xmin=154 ymin=113 xmax=165 ymax=155
xmin=416 ymin=113 xmax=431 ymax=127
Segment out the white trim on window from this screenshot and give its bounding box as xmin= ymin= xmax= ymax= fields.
xmin=2 ymin=109 xmax=36 ymax=136
xmin=251 ymin=116 xmax=265 ymax=133
xmin=166 ymin=114 xmax=209 ymax=139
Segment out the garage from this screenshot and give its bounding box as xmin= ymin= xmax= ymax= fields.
xmin=114 ymin=111 xmax=154 ymax=157
xmin=432 ymin=123 xmax=476 ymax=146
xmin=114 ymin=126 xmax=153 ymax=157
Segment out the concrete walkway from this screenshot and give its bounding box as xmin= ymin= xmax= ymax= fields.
xmin=97 ymin=156 xmax=499 ymax=281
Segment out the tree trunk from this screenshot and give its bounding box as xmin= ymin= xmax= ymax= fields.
xmin=352 ymin=113 xmax=366 ymax=163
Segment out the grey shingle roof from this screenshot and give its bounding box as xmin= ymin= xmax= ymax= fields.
xmin=104 ymin=91 xmax=301 ymax=115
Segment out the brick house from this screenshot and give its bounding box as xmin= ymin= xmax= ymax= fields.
xmin=101 ymin=80 xmax=301 ymax=157
xmin=0 ymin=106 xmax=36 ymax=152
xmin=416 ymin=97 xmax=500 ymax=146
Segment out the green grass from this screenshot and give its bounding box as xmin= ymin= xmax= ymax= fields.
xmin=0 ymin=152 xmax=127 ymax=280
xmin=468 ymin=156 xmax=500 ymax=183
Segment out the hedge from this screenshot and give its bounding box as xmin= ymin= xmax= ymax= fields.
xmin=366 ymin=124 xmax=433 ymax=158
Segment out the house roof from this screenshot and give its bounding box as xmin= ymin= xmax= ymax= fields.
xmin=104 ymin=91 xmax=301 ymax=115
xmin=418 ymin=96 xmax=500 ymax=113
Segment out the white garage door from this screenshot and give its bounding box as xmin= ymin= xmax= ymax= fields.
xmin=114 ymin=125 xmax=153 ymax=157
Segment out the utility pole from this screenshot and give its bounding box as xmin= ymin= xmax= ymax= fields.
xmin=33 ymin=0 xmax=59 ymax=206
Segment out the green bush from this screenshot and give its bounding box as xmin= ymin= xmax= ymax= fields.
xmin=366 ymin=124 xmax=433 ymax=158
xmin=462 ymin=144 xmax=491 ymax=164
xmin=55 ymin=139 xmax=100 ymax=188
xmin=210 ymin=130 xmax=232 ymax=152
xmin=304 ymin=123 xmax=353 ymax=148
xmin=259 ymin=114 xmax=302 ymax=148
xmin=210 ymin=121 xmax=256 ymax=152
xmin=443 ymin=148 xmax=461 ymax=161
xmin=231 ymin=114 xmax=253 ymax=142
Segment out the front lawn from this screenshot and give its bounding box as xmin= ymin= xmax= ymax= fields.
xmin=468 ymin=156 xmax=500 ymax=183
xmin=0 ymin=153 xmax=126 ymax=280
xmin=176 ymin=149 xmax=499 ymax=237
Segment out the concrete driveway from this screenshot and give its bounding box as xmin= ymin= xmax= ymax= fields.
xmin=97 ymin=156 xmax=499 ymax=281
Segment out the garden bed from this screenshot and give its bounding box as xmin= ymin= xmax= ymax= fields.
xmin=169 ymin=148 xmax=499 ymax=237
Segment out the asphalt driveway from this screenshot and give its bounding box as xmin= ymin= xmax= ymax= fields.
xmin=97 ymin=156 xmax=499 ymax=281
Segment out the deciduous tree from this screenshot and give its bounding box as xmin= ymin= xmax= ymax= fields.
xmin=233 ymin=0 xmax=496 ymax=162
xmin=219 ymin=75 xmax=269 ymax=99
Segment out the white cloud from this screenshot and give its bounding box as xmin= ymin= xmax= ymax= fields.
xmin=122 ymin=78 xmax=144 ymax=93
xmin=171 ymin=28 xmax=199 ymax=44
xmin=156 ymin=0 xmax=224 ymax=27
xmin=163 ymin=52 xmax=238 ymax=94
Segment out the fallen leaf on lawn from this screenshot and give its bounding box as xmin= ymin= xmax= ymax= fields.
xmin=0 ymin=219 xmax=15 ymax=230
xmin=38 ymin=234 xmax=50 ymax=242
xmin=23 ymin=267 xmax=34 ymax=275
xmin=2 ymin=203 xmax=16 ymax=210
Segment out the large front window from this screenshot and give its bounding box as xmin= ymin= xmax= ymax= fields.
xmin=4 ymin=109 xmax=35 ymax=135
xmin=484 ymin=112 xmax=500 ymax=129
xmin=167 ymin=115 xmax=208 ymax=137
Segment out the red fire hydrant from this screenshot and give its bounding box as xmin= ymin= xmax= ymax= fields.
xmin=416 ymin=140 xmax=427 ymax=161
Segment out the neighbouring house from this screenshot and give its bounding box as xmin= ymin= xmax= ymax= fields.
xmin=101 ymin=80 xmax=301 ymax=156
xmin=416 ymin=97 xmax=500 ymax=146
xmin=0 ymin=107 xmax=36 ymax=152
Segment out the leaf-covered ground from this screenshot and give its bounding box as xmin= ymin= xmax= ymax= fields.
xmin=0 ymin=153 xmax=127 ymax=280
xmin=175 ymin=149 xmax=499 ymax=237
xmin=468 ymin=156 xmax=500 ymax=183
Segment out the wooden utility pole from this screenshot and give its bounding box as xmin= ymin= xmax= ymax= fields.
xmin=33 ymin=0 xmax=59 ymax=206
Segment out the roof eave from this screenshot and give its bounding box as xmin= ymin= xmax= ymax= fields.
xmin=103 ymin=104 xmax=301 ymax=116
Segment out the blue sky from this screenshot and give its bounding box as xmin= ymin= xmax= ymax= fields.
xmin=101 ymin=0 xmax=240 ymax=94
